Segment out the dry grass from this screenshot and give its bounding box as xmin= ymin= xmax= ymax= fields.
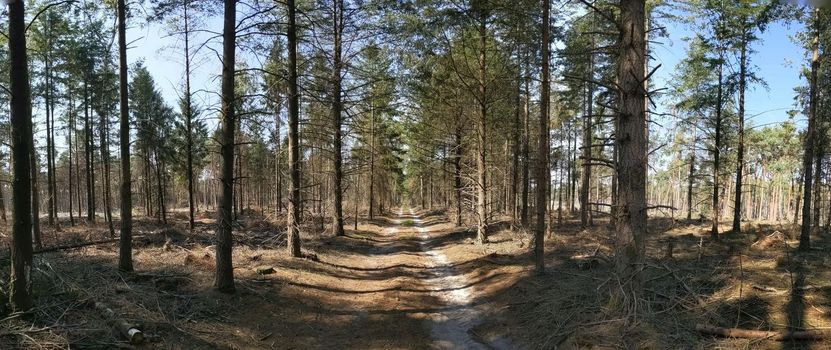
xmin=1 ymin=210 xmax=830 ymax=349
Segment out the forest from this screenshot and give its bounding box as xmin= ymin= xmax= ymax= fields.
xmin=0 ymin=0 xmax=830 ymax=348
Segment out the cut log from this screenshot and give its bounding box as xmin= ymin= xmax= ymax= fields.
xmin=751 ymin=284 xmax=781 ymax=293
xmin=94 ymin=301 xmax=144 ymax=344
xmin=752 ymin=284 xmax=831 ymax=293
xmin=34 ymin=237 xmax=143 ymax=254
xmin=695 ymin=324 xmax=828 ymax=341
xmin=255 ymin=266 xmax=275 ymax=275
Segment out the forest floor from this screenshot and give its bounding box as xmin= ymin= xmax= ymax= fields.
xmin=1 ymin=209 xmax=831 ymax=349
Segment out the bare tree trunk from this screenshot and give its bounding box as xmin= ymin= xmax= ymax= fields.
xmin=580 ymin=38 xmax=594 ymax=229
xmin=274 ymin=99 xmax=282 ymax=214
xmin=732 ymin=37 xmax=747 ymax=234
xmin=521 ymin=66 xmax=530 ymax=226
xmin=454 ymin=126 xmax=463 ymax=226
xmin=117 ymin=0 xmax=131 ymax=270
xmin=615 ymin=0 xmax=647 ymax=290
xmin=287 ymin=0 xmax=302 ymax=257
xmin=0 ymin=182 xmax=7 ymax=223
xmin=45 ymin=48 xmax=55 ymax=226
xmin=475 ymin=14 xmax=489 ymax=244
xmin=813 ymin=145 xmax=823 ymax=228
xmin=800 ymin=11 xmax=820 ymax=250
xmin=75 ymin=132 xmax=82 ymax=219
xmin=712 ymin=50 xmax=724 ymax=241
xmin=420 ymin=176 xmax=425 ymax=208
xmin=794 ymin=171 xmax=802 ymax=224
xmin=511 ymin=71 xmax=521 ymax=223
xmin=155 ymin=153 xmax=165 ymax=224
xmin=429 ymin=172 xmax=434 ymax=210
xmin=557 ymin=155 xmax=563 ymax=226
xmin=31 ymin=129 xmax=41 ymax=250
xmin=535 ymin=0 xmax=550 ymax=273
xmin=610 ymin=121 xmax=619 ymax=228
xmin=354 ymin=171 xmax=359 ymax=230
xmin=687 ymin=150 xmax=695 ymax=221
xmin=184 ymin=1 xmax=196 ymax=230
xmin=49 ymin=87 xmax=58 ymax=226
xmin=368 ymin=102 xmax=375 ymax=220
xmin=84 ymin=80 xmax=95 ymax=223
xmin=331 ymin=0 xmax=345 ymax=237
xmin=68 ymin=93 xmax=75 ymax=226
xmin=215 ymin=0 xmax=237 ymax=293
xmin=100 ymin=69 xmax=115 ymax=237
xmin=9 ymin=0 xmax=35 ymax=311
xmin=570 ymin=128 xmax=577 ymax=213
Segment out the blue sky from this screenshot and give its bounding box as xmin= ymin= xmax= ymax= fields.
xmin=651 ymin=19 xmax=808 ymax=128
xmin=125 ymin=15 xmax=226 ymax=123
xmin=124 ymin=8 xmax=810 ymax=132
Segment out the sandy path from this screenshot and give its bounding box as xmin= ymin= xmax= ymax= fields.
xmin=400 ymin=208 xmax=487 ymax=350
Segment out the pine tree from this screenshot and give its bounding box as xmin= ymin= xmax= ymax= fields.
xmin=8 ymin=0 xmax=35 ymax=311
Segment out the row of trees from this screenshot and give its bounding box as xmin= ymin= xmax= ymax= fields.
xmin=5 ymin=0 xmax=412 ymax=305
xmin=4 ymin=0 xmax=827 ymax=312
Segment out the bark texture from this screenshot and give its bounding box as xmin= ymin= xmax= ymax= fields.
xmin=614 ymin=0 xmax=648 ymax=289
xmin=215 ymin=0 xmax=237 ymax=293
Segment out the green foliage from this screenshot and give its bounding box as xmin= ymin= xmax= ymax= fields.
xmin=129 ymin=62 xmax=178 ymax=168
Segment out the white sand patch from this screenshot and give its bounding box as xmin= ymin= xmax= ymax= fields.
xmin=407 ymin=208 xmax=487 ymax=350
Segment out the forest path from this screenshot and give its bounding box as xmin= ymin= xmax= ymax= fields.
xmin=210 ymin=208 xmax=523 ymax=349
xmin=388 ymin=208 xmax=488 ymax=350
xmin=388 ymin=208 xmax=513 ymax=349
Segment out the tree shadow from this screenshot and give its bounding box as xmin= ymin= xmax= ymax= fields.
xmin=781 ymin=257 xmax=808 ymax=350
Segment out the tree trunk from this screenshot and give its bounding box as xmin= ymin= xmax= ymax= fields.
xmin=0 ymin=182 xmax=7 ymax=223
xmin=800 ymin=12 xmax=820 ymax=250
xmin=687 ymin=150 xmax=695 ymax=221
xmin=511 ymin=71 xmax=521 ymax=223
xmin=794 ymin=171 xmax=802 ymax=224
xmin=570 ymin=128 xmax=578 ymax=213
xmin=100 ymin=72 xmax=115 ymax=237
xmin=48 ymin=80 xmax=58 ymax=226
xmin=184 ymin=1 xmax=196 ymax=230
xmin=368 ymin=102 xmax=375 ymax=220
xmin=45 ymin=51 xmax=55 ymax=226
xmin=580 ymin=39 xmax=594 ymax=229
xmin=117 ymin=0 xmax=133 ymax=272
xmin=9 ymin=0 xmax=35 ymax=311
xmin=84 ymin=80 xmax=95 ymax=223
xmin=535 ymin=0 xmax=550 ymax=273
xmin=331 ymin=0 xmax=345 ymax=237
xmin=521 ymin=65 xmax=530 ymax=226
xmin=214 ymin=0 xmax=237 ymax=293
xmin=615 ymin=0 xmax=647 ymax=291
xmin=712 ymin=50 xmax=724 ymax=241
xmin=287 ymin=0 xmax=302 ymax=257
xmin=31 ymin=137 xmax=41 ymax=250
xmin=454 ymin=125 xmax=463 ymax=226
xmin=732 ymin=37 xmax=747 ymax=234
xmin=475 ymin=14 xmax=489 ymax=244
xmin=813 ymin=145 xmax=823 ymax=228
xmin=275 ymin=99 xmax=282 ymax=214
xmin=420 ymin=176 xmax=425 ymax=208
xmin=155 ymin=152 xmax=165 ymax=224
xmin=68 ymin=93 xmax=75 ymax=226
xmin=610 ymin=122 xmax=619 ymax=228
xmin=557 ymin=155 xmax=564 ymax=225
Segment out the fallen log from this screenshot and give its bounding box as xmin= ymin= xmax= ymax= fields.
xmin=695 ymin=324 xmax=829 ymax=341
xmin=751 ymin=284 xmax=831 ymax=294
xmin=34 ymin=236 xmax=145 ymax=254
xmin=93 ymin=301 xmax=144 ymax=344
